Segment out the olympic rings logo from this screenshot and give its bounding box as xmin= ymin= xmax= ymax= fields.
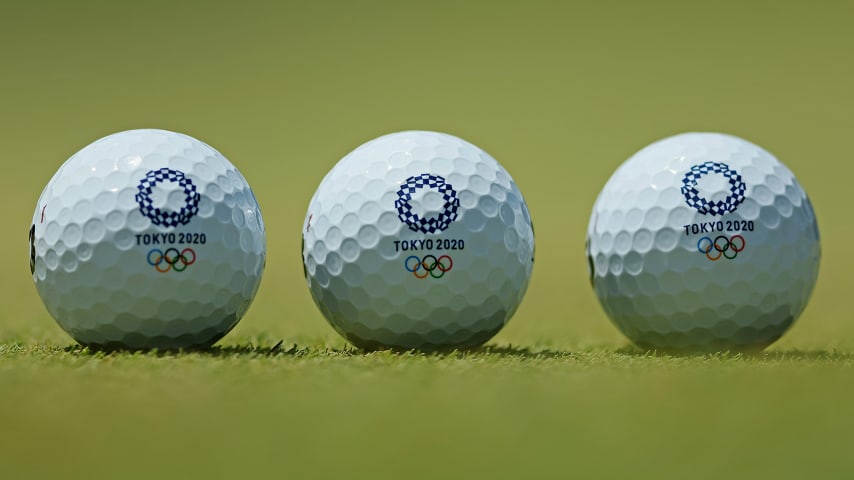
xmin=404 ymin=255 xmax=453 ymax=279
xmin=697 ymin=235 xmax=746 ymax=261
xmin=147 ymin=248 xmax=196 ymax=273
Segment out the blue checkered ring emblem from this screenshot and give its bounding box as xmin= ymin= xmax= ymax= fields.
xmin=681 ymin=162 xmax=746 ymax=216
xmin=395 ymin=173 xmax=460 ymax=234
xmin=135 ymin=168 xmax=201 ymax=227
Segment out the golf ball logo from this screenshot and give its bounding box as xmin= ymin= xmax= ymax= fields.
xmin=697 ymin=235 xmax=746 ymax=261
xmin=395 ymin=174 xmax=460 ymax=234
xmin=681 ymin=162 xmax=746 ymax=216
xmin=147 ymin=248 xmax=196 ymax=273
xmin=28 ymin=224 xmax=36 ymax=274
xmin=404 ymin=254 xmax=453 ymax=279
xmin=136 ymin=168 xmax=201 ymax=227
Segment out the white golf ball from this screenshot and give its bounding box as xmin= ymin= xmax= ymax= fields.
xmin=30 ymin=129 xmax=266 ymax=349
xmin=302 ymin=131 xmax=535 ymax=350
xmin=586 ymin=132 xmax=820 ymax=351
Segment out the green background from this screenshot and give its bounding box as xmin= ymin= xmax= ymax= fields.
xmin=1 ymin=1 xmax=853 ymax=478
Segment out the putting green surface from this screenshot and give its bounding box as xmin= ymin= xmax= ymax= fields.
xmin=2 ymin=1 xmax=853 ymax=478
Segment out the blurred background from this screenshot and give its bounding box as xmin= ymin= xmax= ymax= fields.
xmin=3 ymin=0 xmax=850 ymax=349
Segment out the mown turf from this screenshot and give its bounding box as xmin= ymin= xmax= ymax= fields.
xmin=2 ymin=1 xmax=854 ymax=478
xmin=2 ymin=341 xmax=854 ymax=479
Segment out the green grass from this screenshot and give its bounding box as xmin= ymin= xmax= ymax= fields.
xmin=2 ymin=343 xmax=854 ymax=478
xmin=2 ymin=0 xmax=854 ymax=478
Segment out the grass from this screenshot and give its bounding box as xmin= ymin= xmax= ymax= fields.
xmin=2 ymin=0 xmax=854 ymax=478
xmin=2 ymin=341 xmax=854 ymax=478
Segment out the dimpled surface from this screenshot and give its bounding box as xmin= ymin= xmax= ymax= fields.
xmin=303 ymin=131 xmax=535 ymax=350
xmin=30 ymin=129 xmax=266 ymax=349
xmin=587 ymin=133 xmax=820 ymax=351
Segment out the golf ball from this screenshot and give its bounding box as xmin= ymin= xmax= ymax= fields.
xmin=302 ymin=131 xmax=535 ymax=351
xmin=586 ymin=132 xmax=820 ymax=351
xmin=30 ymin=129 xmax=266 ymax=349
